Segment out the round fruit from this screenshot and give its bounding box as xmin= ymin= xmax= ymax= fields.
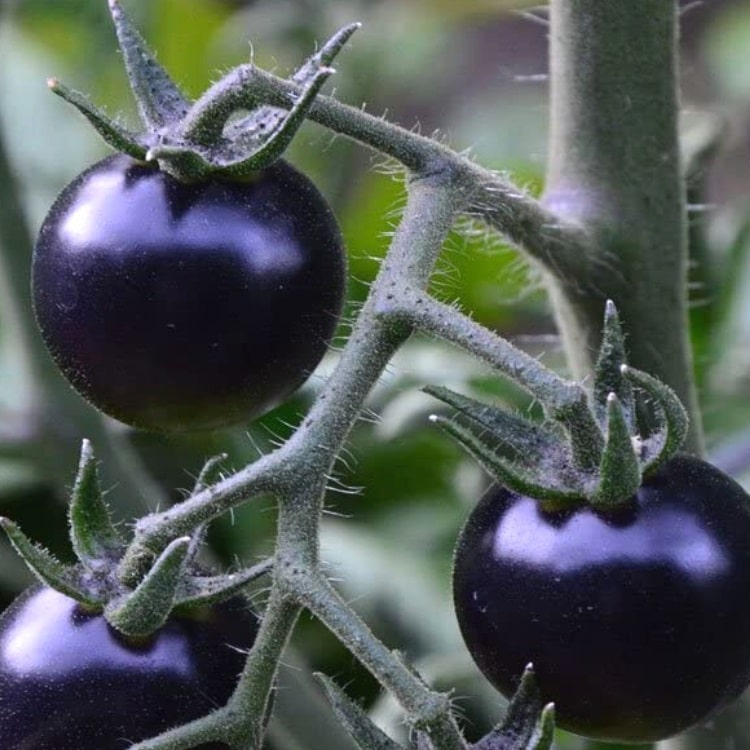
xmin=452 ymin=455 xmax=750 ymax=742
xmin=0 ymin=585 xmax=259 ymax=749
xmin=32 ymin=154 xmax=346 ymax=432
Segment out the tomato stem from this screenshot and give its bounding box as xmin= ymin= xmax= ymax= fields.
xmin=291 ymin=572 xmax=467 ymax=750
xmin=543 ymin=0 xmax=703 ymax=455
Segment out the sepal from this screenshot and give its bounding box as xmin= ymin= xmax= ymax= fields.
xmin=223 ymin=23 xmax=361 ymax=144
xmin=105 ymin=536 xmax=191 ymax=636
xmin=49 ymin=7 xmax=358 ymax=182
xmin=429 ymin=414 xmax=585 ymax=504
xmin=191 ymin=62 xmax=336 ymax=179
xmin=423 ymin=386 xmax=562 ymax=464
xmin=426 ymin=301 xmax=690 ymax=510
xmin=3 ymin=441 xmax=265 ymax=638
xmin=47 ymin=79 xmax=148 ymax=159
xmin=175 ymin=559 xmax=272 ymax=610
xmin=69 ymin=439 xmax=124 ymax=565
xmin=592 ymin=393 xmax=642 ymax=507
xmin=592 ymin=300 xmax=635 ymax=430
xmin=164 ymin=22 xmax=359 ymax=179
xmin=183 ymin=452 xmax=229 ymax=567
xmin=471 ymin=664 xmax=554 ymax=750
xmin=0 ymin=518 xmax=101 ymax=606
xmin=316 ymin=673 xmax=405 ymax=750
xmin=193 ymin=452 xmax=229 ymax=492
xmin=621 ymin=365 xmax=689 ymax=473
xmin=108 ymin=0 xmax=190 ymax=128
xmin=294 ymin=23 xmax=361 ymax=82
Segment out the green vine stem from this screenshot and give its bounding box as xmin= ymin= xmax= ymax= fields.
xmin=127 ymin=588 xmax=301 ymax=750
xmin=178 ymin=63 xmax=592 ymax=271
xmin=292 ymin=574 xmax=465 ymax=750
xmin=542 ymin=0 xmax=702 ymax=455
xmin=389 ymin=289 xmax=603 ymax=470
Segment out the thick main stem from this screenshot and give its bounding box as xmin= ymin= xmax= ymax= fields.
xmin=543 ymin=0 xmax=702 ymax=454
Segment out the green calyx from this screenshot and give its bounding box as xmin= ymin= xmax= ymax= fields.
xmin=317 ymin=665 xmax=553 ymax=750
xmin=427 ymin=301 xmax=688 ymax=510
xmin=471 ymin=664 xmax=555 ymax=750
xmin=49 ymin=0 xmax=359 ymax=182
xmin=0 ymin=440 xmax=271 ymax=637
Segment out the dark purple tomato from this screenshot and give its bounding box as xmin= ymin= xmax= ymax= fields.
xmin=32 ymin=154 xmax=346 ymax=432
xmin=453 ymin=455 xmax=750 ymax=742
xmin=0 ymin=586 xmax=259 ymax=749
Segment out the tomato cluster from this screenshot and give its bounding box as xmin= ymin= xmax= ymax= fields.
xmin=453 ymin=455 xmax=750 ymax=742
xmin=33 ymin=155 xmax=346 ymax=432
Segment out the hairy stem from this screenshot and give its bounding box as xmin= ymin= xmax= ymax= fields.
xmin=226 ymin=588 xmax=301 ymax=749
xmin=291 ymin=572 xmax=465 ymax=750
xmin=392 ymin=289 xmax=603 ymax=469
xmin=182 ymin=64 xmax=590 ymax=272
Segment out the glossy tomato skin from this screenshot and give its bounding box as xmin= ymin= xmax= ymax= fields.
xmin=32 ymin=154 xmax=346 ymax=432
xmin=453 ymin=455 xmax=750 ymax=743
xmin=0 ymin=586 xmax=259 ymax=749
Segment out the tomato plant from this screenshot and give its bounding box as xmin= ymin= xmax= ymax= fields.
xmin=3 ymin=1 xmax=750 ymax=749
xmin=0 ymin=585 xmax=259 ymax=749
xmin=32 ymin=154 xmax=346 ymax=432
xmin=452 ymin=454 xmax=750 ymax=743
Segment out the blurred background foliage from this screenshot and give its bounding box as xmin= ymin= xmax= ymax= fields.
xmin=1 ymin=1 xmax=750 ymax=748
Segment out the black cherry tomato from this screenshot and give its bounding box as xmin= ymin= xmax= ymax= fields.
xmin=453 ymin=455 xmax=750 ymax=742
xmin=0 ymin=585 xmax=259 ymax=749
xmin=32 ymin=155 xmax=346 ymax=432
